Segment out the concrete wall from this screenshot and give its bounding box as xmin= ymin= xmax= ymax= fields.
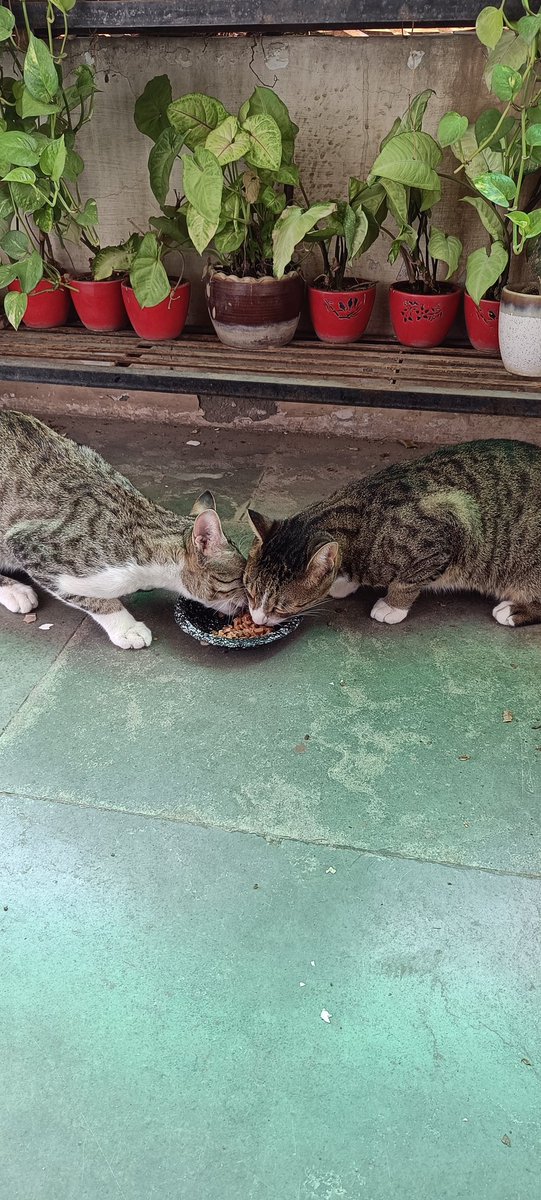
xmin=66 ymin=29 xmax=491 ymax=334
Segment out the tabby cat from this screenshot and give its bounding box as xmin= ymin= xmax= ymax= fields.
xmin=0 ymin=411 xmax=245 ymax=648
xmin=244 ymin=439 xmax=541 ymax=629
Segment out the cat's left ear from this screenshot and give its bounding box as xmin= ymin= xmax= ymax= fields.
xmin=190 ymin=490 xmax=216 ymax=516
xmin=192 ymin=510 xmax=228 ymax=556
xmin=306 ymin=539 xmax=340 ymax=579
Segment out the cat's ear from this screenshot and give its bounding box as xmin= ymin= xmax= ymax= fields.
xmin=248 ymin=509 xmax=276 ymax=542
xmin=192 ymin=510 xmax=227 ymax=556
xmin=190 ymin=490 xmax=216 ymax=516
xmin=306 ymin=539 xmax=340 ymax=579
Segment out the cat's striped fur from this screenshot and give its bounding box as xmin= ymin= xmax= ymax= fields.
xmin=244 ymin=439 xmax=541 ymax=629
xmin=0 ymin=411 xmax=245 ymax=648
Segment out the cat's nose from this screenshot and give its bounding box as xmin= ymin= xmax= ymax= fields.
xmin=250 ymin=606 xmax=268 ymax=625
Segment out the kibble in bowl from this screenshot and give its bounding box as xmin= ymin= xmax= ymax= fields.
xmin=175 ymin=598 xmax=302 ymax=650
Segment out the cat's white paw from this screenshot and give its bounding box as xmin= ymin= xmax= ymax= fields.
xmin=0 ymin=581 xmax=38 ymax=614
xmin=370 ymin=598 xmax=409 ymax=625
xmin=95 ymin=607 xmax=153 ymax=649
xmin=493 ymin=600 xmax=515 ymax=627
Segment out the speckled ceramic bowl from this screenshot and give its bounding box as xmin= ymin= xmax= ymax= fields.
xmin=175 ymin=598 xmax=302 ymax=650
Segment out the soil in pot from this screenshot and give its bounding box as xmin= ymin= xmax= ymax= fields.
xmin=8 ymin=278 xmax=71 ymax=330
xmin=499 ymin=286 xmax=541 ymax=377
xmin=464 ymin=294 xmax=500 ymax=354
xmin=309 ymin=280 xmax=376 ymax=344
xmin=206 ymin=269 xmax=304 ymax=349
xmin=389 ymin=282 xmax=462 ymax=349
xmin=121 ymin=280 xmax=191 ymax=340
xmin=69 ymin=275 xmax=128 ymax=332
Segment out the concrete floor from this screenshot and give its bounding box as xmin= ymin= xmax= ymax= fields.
xmin=0 ymin=419 xmax=540 ymax=1200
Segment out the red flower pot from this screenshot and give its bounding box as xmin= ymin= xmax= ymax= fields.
xmin=121 ymin=281 xmax=190 ymax=340
xmin=8 ymin=278 xmax=71 ymax=329
xmin=389 ymin=283 xmax=462 ymax=349
xmin=69 ymin=277 xmax=128 ymax=332
xmin=308 ymin=282 xmax=376 ymax=344
xmin=464 ymin=293 xmax=500 ymax=354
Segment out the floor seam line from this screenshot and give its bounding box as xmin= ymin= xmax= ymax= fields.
xmin=0 ymin=788 xmax=539 ymax=881
xmin=0 ymin=615 xmax=86 ymax=743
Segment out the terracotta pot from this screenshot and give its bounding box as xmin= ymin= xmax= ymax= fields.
xmin=308 ymin=282 xmax=376 ymax=344
xmin=8 ymin=278 xmax=71 ymax=329
xmin=205 ymin=269 xmax=304 ymax=349
xmin=389 ymin=283 xmax=462 ymax=349
xmin=69 ymin=276 xmax=128 ymax=332
xmin=464 ymin=294 xmax=500 ymax=354
xmin=121 ymin=280 xmax=190 ymax=340
xmin=499 ymin=286 xmax=541 ymax=377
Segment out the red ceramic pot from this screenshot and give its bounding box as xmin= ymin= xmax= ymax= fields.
xmin=389 ymin=283 xmax=462 ymax=349
xmin=464 ymin=293 xmax=500 ymax=354
xmin=121 ymin=280 xmax=190 ymax=340
xmin=69 ymin=277 xmax=128 ymax=332
xmin=308 ymin=282 xmax=376 ymax=344
xmin=8 ymin=278 xmax=71 ymax=329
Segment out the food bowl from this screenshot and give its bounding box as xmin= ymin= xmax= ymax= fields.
xmin=175 ymin=597 xmax=302 ymax=650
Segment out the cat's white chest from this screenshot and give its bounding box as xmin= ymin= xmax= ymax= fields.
xmin=329 ymin=574 xmax=359 ymax=599
xmin=57 ymin=561 xmax=181 ymax=598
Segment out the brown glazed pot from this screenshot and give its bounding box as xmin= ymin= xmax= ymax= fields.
xmin=205 ymin=268 xmax=304 ymax=348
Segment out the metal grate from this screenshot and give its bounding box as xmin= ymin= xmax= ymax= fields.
xmin=1 ymin=327 xmax=540 ymax=416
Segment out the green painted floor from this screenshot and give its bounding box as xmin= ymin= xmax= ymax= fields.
xmin=0 ymin=419 xmax=539 ymax=1199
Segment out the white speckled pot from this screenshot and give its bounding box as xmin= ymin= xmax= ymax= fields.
xmin=499 ymin=286 xmax=541 ymax=376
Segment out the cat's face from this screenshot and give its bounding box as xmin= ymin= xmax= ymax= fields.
xmin=183 ymin=492 xmax=246 ymax=615
xmin=243 ymin=510 xmax=340 ymax=624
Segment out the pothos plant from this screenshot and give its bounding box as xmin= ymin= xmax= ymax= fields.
xmin=305 ymin=179 xmax=386 ymax=291
xmin=133 ymin=79 xmax=334 ymax=279
xmin=368 ymin=89 xmax=463 ymax=293
xmin=438 ymin=1 xmax=541 ymax=304
xmin=0 ymin=0 xmax=99 ymax=327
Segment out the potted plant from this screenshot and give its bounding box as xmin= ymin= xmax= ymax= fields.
xmin=135 ymin=80 xmax=334 ymax=348
xmin=93 ymin=226 xmax=191 ymax=340
xmin=368 ymin=90 xmax=463 ymax=349
xmin=305 ymin=180 xmax=385 ymax=343
xmin=439 ymin=3 xmax=541 ymax=372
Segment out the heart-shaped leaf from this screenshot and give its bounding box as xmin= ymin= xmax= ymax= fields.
xmin=474 ymin=171 xmax=516 ymax=207
xmin=461 ymin=194 xmax=504 ymax=241
xmin=182 ymin=147 xmax=223 ymax=223
xmin=0 ymin=131 xmax=40 ymax=167
xmin=148 ymin=127 xmax=183 ymax=203
xmin=243 ymin=87 xmax=298 ymax=164
xmin=130 ymin=232 xmax=170 ymax=308
xmin=476 ymin=6 xmax=504 ymax=49
xmin=134 ymin=75 xmax=172 ymax=141
xmin=466 ymin=242 xmax=508 ymax=305
xmin=0 ymin=6 xmax=15 ymax=41
xmin=205 ymin=116 xmax=250 ymax=165
xmin=186 ymin=205 xmax=219 ymax=255
xmin=370 ymin=132 xmax=442 ymax=191
xmin=491 ymin=64 xmax=523 ymax=102
xmin=4 ymin=288 xmax=27 ymax=329
xmin=0 ymin=229 xmax=31 ymax=260
xmin=40 ymin=135 xmax=66 ymax=183
xmin=272 ymin=202 xmax=335 ymax=279
xmin=168 ymin=93 xmax=229 ymax=150
xmin=242 ymin=114 xmax=282 ymax=171
xmin=438 ymin=112 xmax=469 ymax=148
xmin=23 ymin=34 xmax=59 ymax=104
xmin=428 ymin=228 xmax=463 ymax=280
xmin=17 ymin=250 xmax=43 ymax=294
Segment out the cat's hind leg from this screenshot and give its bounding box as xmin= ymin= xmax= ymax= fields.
xmin=0 ymin=573 xmax=38 ymax=614
xmin=492 ymin=600 xmax=541 ymax=628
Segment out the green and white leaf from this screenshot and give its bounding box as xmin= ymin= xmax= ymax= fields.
xmin=2 ymin=167 xmax=36 ymax=184
xmin=343 ymin=205 xmax=368 ymax=261
xmin=0 ymin=229 xmax=31 ymax=260
xmin=428 ymin=228 xmax=462 ymax=280
xmin=0 ymin=261 xmax=21 ymax=286
xmin=272 ymin=202 xmax=335 ymax=279
xmin=242 ymin=114 xmax=282 ymax=171
xmin=182 ymin=147 xmax=223 ymax=223
xmin=23 ymin=34 xmax=59 ymax=104
xmin=148 ymin=127 xmax=183 ymax=203
xmin=0 ymin=132 xmax=40 ymax=167
xmin=214 ymin=222 xmax=246 ymax=257
xmin=130 ymin=233 xmax=170 ymax=307
xmin=93 ymin=239 xmax=139 ymax=281
xmin=475 ymin=108 xmax=515 ymax=148
xmin=244 ymin=87 xmax=298 ymax=163
xmin=465 ymin=241 xmax=508 ymax=305
xmin=259 ymin=185 xmax=286 ymax=215
xmin=4 ymin=289 xmax=27 ymax=330
xmin=484 ymin=32 xmax=528 ymax=92
xmin=17 ymin=250 xmax=43 ymax=294
xmin=0 ymin=6 xmax=15 ymax=41
xmin=74 ymin=198 xmax=98 ymax=228
xmin=205 ymin=116 xmax=250 ymax=165
xmin=168 ymin=93 xmax=229 ymax=150
xmin=186 ymin=204 xmax=219 ymax=254
xmin=40 ymin=135 xmax=66 ymax=183
xmin=18 ymin=87 xmax=59 ymax=119
xmin=491 ymin=64 xmax=523 ymax=103
xmin=476 ymin=6 xmax=503 ymax=49
xmin=474 ymin=171 xmax=516 ymax=207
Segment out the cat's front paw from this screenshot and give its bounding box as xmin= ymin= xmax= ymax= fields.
xmin=370 ymin=598 xmax=409 ymax=624
xmin=0 ymin=581 xmax=39 ymax=614
xmin=113 ymin=620 xmax=153 ymax=650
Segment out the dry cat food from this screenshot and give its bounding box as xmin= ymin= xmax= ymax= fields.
xmin=216 ymin=613 xmax=273 ymax=640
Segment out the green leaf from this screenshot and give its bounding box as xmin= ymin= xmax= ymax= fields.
xmin=18 ymin=86 xmax=59 ymax=118
xmin=242 ymin=114 xmax=282 ymax=172
xmin=507 ymin=210 xmax=530 ymax=231
xmin=404 ymin=89 xmax=435 ymax=132
xmin=168 ymin=93 xmax=229 ymax=150
xmin=148 ymin=127 xmax=183 ymax=204
xmin=134 ymin=75 xmax=172 ymax=141
xmin=0 ymin=192 xmax=14 ymax=222
xmin=0 ymin=6 xmax=15 ymax=41
xmin=476 ymin=6 xmax=503 ymax=49
xmin=64 ymin=149 xmax=84 ymax=181
xmin=4 ymin=289 xmax=27 ymax=330
xmin=0 ymin=131 xmax=40 ymax=167
xmin=75 ymin=198 xmax=98 ymax=227
xmin=474 ymin=108 xmax=515 ymax=148
xmin=205 ymin=116 xmax=250 ymax=165
xmin=34 ymin=203 xmax=54 ymax=233
xmin=388 ymin=226 xmax=417 ymax=266
xmin=438 ymin=112 xmax=469 ymax=148
xmin=466 ymin=242 xmax=508 ymax=305
xmin=271 ymin=202 xmax=335 ymax=279
xmin=428 ymin=228 xmax=462 ymax=280
xmin=526 ymin=124 xmax=541 ymax=148
xmin=244 ymin=87 xmax=298 ymax=163
xmin=343 ymin=205 xmax=368 ymax=261
xmin=474 ymin=171 xmax=516 ymax=207
xmin=2 ymin=167 xmax=36 ymax=183
xmin=484 ymin=33 xmax=528 ymax=92
xmin=0 ymin=261 xmax=21 ymax=286
xmin=461 ymin=194 xmax=503 ymax=241
xmin=149 ymin=213 xmax=188 ymax=244
xmin=524 ymin=209 xmax=541 ymax=239
xmin=259 ymin=185 xmax=286 ymax=215
xmin=381 ymin=179 xmax=408 ymax=226
xmin=93 ymin=239 xmax=139 ymax=281
xmin=182 ymin=147 xmax=223 ymax=223
xmin=370 ymin=131 xmax=442 ymax=191
xmin=0 ymin=229 xmax=31 ymax=260
xmin=23 ymin=33 xmax=59 ymax=104
xmin=186 ymin=204 xmax=218 ymax=254
xmin=214 ymin=222 xmax=246 ymax=257
xmin=419 ymin=182 xmax=441 ymax=212
xmin=259 ymin=163 xmax=299 ymax=187
xmin=491 ymin=64 xmax=523 ymax=102
xmin=40 ymin=135 xmax=66 ymax=183
xmin=17 ymin=250 xmax=43 ymax=294
xmin=130 ymin=232 xmax=170 ymax=308
xmin=9 ymin=182 xmax=42 ymax=213
xmin=517 ymin=14 xmax=541 ymax=45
